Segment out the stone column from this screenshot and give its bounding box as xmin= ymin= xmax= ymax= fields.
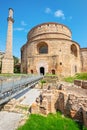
xmin=2 ymin=8 xmax=14 ymax=73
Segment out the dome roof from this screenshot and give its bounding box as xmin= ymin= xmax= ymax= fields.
xmin=27 ymin=22 xmax=72 ymax=41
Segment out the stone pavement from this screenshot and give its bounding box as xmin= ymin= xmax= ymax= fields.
xmin=18 ymin=88 xmax=41 ymax=106
xmin=0 ymin=88 xmax=41 ymax=130
xmin=0 ymin=111 xmax=23 ymax=130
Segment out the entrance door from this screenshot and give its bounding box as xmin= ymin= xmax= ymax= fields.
xmin=40 ymin=67 xmax=45 ymax=75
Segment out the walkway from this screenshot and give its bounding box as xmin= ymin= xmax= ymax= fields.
xmin=0 ymin=88 xmax=41 ymax=130
xmin=19 ymin=88 xmax=41 ymax=105
xmin=0 ymin=111 xmax=23 ymax=130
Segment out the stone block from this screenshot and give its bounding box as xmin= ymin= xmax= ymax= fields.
xmin=82 ymin=81 xmax=87 ymax=89
xmin=74 ymin=80 xmax=82 ymax=87
xmin=31 ymin=102 xmax=39 ymax=114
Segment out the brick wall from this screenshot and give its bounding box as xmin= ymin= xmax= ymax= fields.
xmin=74 ymin=80 xmax=87 ymax=89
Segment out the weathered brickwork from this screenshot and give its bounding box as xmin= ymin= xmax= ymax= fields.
xmin=74 ymin=79 xmax=87 ymax=89
xmin=28 ymin=23 xmax=72 ymax=39
xmin=81 ymin=48 xmax=87 ymax=72
xmin=31 ymin=84 xmax=87 ymax=127
xmin=1 ymin=8 xmax=14 ymax=74
xmin=21 ymin=22 xmax=86 ymax=76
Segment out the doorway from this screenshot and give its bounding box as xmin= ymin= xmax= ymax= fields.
xmin=52 ymin=69 xmax=55 ymax=74
xmin=40 ymin=67 xmax=45 ymax=75
xmin=31 ymin=70 xmax=33 ymax=74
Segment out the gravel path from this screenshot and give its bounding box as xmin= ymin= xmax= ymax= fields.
xmin=0 ymin=111 xmax=23 ymax=130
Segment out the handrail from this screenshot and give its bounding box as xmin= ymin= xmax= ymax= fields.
xmin=0 ymin=75 xmax=43 ymax=105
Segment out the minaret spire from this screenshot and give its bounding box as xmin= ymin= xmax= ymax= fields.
xmin=2 ymin=8 xmax=14 ymax=73
xmin=5 ymin=8 xmax=14 ymax=57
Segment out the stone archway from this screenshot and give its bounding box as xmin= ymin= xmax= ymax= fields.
xmin=37 ymin=42 xmax=48 ymax=54
xmin=40 ymin=67 xmax=45 ymax=75
xmin=71 ymin=44 xmax=77 ymax=57
xmin=36 ymin=60 xmax=48 ymax=75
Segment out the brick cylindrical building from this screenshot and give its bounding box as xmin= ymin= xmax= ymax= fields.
xmin=80 ymin=48 xmax=87 ymax=72
xmin=21 ymin=22 xmax=82 ymax=76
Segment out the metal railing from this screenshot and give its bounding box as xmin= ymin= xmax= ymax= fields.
xmin=0 ymin=75 xmax=43 ymax=105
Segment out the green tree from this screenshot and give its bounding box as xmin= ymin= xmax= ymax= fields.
xmin=13 ymin=56 xmax=21 ymax=73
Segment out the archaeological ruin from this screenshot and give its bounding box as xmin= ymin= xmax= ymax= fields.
xmin=0 ymin=8 xmax=87 ymax=76
xmin=31 ymin=77 xmax=87 ymax=127
xmin=21 ymin=22 xmax=87 ymax=76
xmin=0 ymin=8 xmax=87 ymax=129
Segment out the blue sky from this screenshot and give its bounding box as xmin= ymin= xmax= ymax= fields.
xmin=0 ymin=0 xmax=87 ymax=58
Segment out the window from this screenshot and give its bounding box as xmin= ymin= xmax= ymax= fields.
xmin=37 ymin=42 xmax=48 ymax=54
xmin=71 ymin=44 xmax=77 ymax=57
xmin=75 ymin=66 xmax=77 ymax=73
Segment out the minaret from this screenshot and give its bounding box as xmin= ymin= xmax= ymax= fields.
xmin=2 ymin=8 xmax=14 ymax=73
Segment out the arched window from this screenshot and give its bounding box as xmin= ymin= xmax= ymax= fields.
xmin=71 ymin=44 xmax=77 ymax=57
xmin=52 ymin=69 xmax=55 ymax=74
xmin=37 ymin=42 xmax=48 ymax=54
xmin=75 ymin=65 xmax=77 ymax=73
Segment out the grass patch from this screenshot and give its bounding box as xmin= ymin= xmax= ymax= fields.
xmin=0 ymin=73 xmax=34 ymax=77
xmin=75 ymin=73 xmax=87 ymax=80
xmin=64 ymin=73 xmax=87 ymax=83
xmin=64 ymin=76 xmax=75 ymax=83
xmin=40 ymin=79 xmax=46 ymax=89
xmin=0 ymin=73 xmax=27 ymax=77
xmin=15 ymin=105 xmax=29 ymax=111
xmin=40 ymin=79 xmax=46 ymax=84
xmin=45 ymin=73 xmax=57 ymax=76
xmin=17 ymin=112 xmax=87 ymax=130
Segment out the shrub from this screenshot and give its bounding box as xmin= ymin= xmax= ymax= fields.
xmin=40 ymin=79 xmax=46 ymax=84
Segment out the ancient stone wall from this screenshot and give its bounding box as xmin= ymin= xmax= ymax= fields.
xmin=74 ymin=80 xmax=87 ymax=89
xmin=21 ymin=22 xmax=82 ymax=76
xmin=81 ymin=48 xmax=87 ymax=72
xmin=25 ymin=38 xmax=81 ymax=76
xmin=21 ymin=44 xmax=27 ymax=73
xmin=28 ymin=22 xmax=72 ymax=41
xmin=31 ymin=86 xmax=87 ymax=127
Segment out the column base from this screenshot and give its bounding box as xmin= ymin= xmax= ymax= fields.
xmin=1 ymin=57 xmax=14 ymax=74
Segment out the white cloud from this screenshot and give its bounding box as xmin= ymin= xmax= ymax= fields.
xmin=45 ymin=8 xmax=51 ymax=14
xmin=14 ymin=28 xmax=24 ymax=31
xmin=21 ymin=21 xmax=27 ymax=26
xmin=54 ymin=10 xmax=65 ymax=19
